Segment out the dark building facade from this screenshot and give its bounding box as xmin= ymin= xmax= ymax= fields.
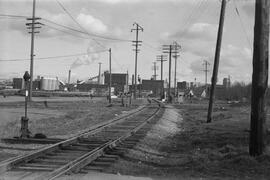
xmin=104 ymin=73 xmax=128 ymax=94
xmin=142 ymin=80 xmax=163 ymax=97
xmin=77 ymin=84 xmax=108 ymax=96
xmin=13 ymin=78 xmax=24 ymax=89
xmin=177 ymin=81 xmax=188 ymax=90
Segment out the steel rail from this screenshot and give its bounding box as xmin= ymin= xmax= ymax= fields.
xmin=44 ymin=104 xmax=161 ymax=180
xmin=0 ymin=104 xmax=147 ymax=174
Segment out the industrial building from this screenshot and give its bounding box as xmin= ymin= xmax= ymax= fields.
xmin=141 ymin=79 xmax=163 ymax=97
xmin=104 ymin=72 xmax=128 ymax=95
xmin=12 ymin=76 xmax=60 ymax=91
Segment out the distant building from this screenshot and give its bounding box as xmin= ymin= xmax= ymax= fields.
xmin=223 ymin=77 xmax=231 ymax=88
xmin=76 ymin=84 xmax=108 ymax=96
xmin=13 ymin=78 xmax=24 ymax=89
xmin=40 ymin=77 xmax=59 ymax=91
xmin=142 ymin=79 xmax=163 ymax=97
xmin=177 ymin=81 xmax=188 ymax=90
xmin=104 ymin=72 xmax=128 ymax=94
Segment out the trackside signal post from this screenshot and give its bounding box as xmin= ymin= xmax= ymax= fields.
xmin=21 ymin=71 xmax=31 ymax=138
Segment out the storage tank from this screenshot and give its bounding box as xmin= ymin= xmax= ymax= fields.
xmin=41 ymin=77 xmax=60 ymax=90
xmin=41 ymin=78 xmax=50 ymax=90
xmin=51 ymin=79 xmax=56 ymax=90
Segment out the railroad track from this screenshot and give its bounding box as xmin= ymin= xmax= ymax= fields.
xmin=0 ymin=101 xmax=163 ymax=180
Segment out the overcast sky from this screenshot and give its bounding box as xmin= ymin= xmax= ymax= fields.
xmin=0 ymin=0 xmax=265 ymax=85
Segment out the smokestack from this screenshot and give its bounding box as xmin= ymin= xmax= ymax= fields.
xmin=98 ymin=63 xmax=102 ymax=84
xmin=68 ymin=70 xmax=71 ymax=84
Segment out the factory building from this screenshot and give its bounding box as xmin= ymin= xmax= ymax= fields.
xmin=12 ymin=76 xmax=60 ymax=91
xmin=40 ymin=77 xmax=59 ymax=91
xmin=141 ymin=79 xmax=163 ymax=97
xmin=104 ymin=72 xmax=128 ymax=95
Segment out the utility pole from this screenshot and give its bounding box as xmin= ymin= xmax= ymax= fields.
xmin=249 ymin=0 xmax=269 ymax=156
xmin=163 ymin=45 xmax=172 ymax=102
xmin=173 ymin=41 xmax=181 ymax=97
xmin=98 ymin=62 xmax=102 ymax=84
xmin=26 ymin=0 xmax=42 ymax=101
xmin=109 ymin=48 xmax=112 ymax=104
xmin=131 ymin=22 xmax=143 ymax=99
xmin=203 ymin=60 xmax=210 ymax=89
xmin=157 ymin=55 xmax=167 ymax=99
xmin=152 ymin=62 xmax=158 ymax=80
xmin=163 ymin=43 xmax=181 ymax=102
xmin=207 ymin=0 xmax=227 ymax=123
xmin=156 ymin=55 xmax=167 ymax=81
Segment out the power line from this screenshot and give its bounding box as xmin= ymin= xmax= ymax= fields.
xmin=0 ymin=14 xmax=133 ymax=43
xmin=41 ymin=18 xmax=131 ymax=42
xmin=177 ymin=0 xmax=208 ymax=39
xmin=55 ymin=0 xmax=106 ymax=48
xmin=232 ymin=0 xmax=253 ymax=52
xmin=0 ymin=14 xmax=29 ymax=18
xmin=43 ymin=23 xmax=90 ymax=39
xmin=53 ymin=0 xmax=133 ymax=45
xmin=0 ymin=50 xmax=107 ymax=62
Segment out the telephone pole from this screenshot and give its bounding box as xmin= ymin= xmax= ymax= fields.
xmin=108 ymin=48 xmax=112 ymax=104
xmin=203 ymin=60 xmax=210 ymax=88
xmin=98 ymin=62 xmax=102 ymax=84
xmin=163 ymin=45 xmax=172 ymax=102
xmin=163 ymin=43 xmax=181 ymax=102
xmin=26 ymin=0 xmax=43 ymax=101
xmin=156 ymin=55 xmax=167 ymax=81
xmin=173 ymin=41 xmax=181 ymax=97
xmin=131 ymin=22 xmax=143 ymax=99
xmin=207 ymin=0 xmax=227 ymax=123
xmin=249 ymin=0 xmax=269 ymax=156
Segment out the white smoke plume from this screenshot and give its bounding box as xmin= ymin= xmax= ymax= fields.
xmin=70 ymin=41 xmax=102 ymax=69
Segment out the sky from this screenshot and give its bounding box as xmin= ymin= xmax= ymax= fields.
xmin=0 ymin=0 xmax=266 ymax=85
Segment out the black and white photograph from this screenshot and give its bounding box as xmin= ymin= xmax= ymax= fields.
xmin=0 ymin=0 xmax=269 ymax=179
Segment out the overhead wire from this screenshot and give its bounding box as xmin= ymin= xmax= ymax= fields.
xmin=232 ymin=0 xmax=253 ymax=53
xmin=55 ymin=0 xmax=107 ymax=49
xmin=0 ymin=50 xmax=108 ymax=62
xmin=0 ymin=14 xmax=29 ymax=18
xmin=42 ymin=18 xmax=132 ymax=42
xmin=43 ymin=23 xmax=90 ymax=39
xmin=0 ymin=13 xmax=139 ymax=43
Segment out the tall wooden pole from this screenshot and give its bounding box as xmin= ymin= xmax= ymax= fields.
xmin=131 ymin=23 xmax=143 ymax=99
xmin=168 ymin=45 xmax=172 ymax=102
xmin=207 ymin=0 xmax=227 ymax=123
xmin=109 ymin=48 xmax=112 ymax=104
xmin=249 ymin=0 xmax=269 ymax=156
xmin=29 ymin=0 xmax=36 ymax=101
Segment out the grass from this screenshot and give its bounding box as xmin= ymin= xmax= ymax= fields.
xmin=106 ymin=101 xmax=270 ymax=180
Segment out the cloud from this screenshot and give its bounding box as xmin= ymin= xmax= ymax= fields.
xmin=172 ymin=22 xmax=218 ymax=42
xmin=188 ymin=44 xmax=253 ymax=83
xmin=241 ymin=1 xmax=255 ymax=17
xmin=76 ymin=13 xmax=107 ymax=34
xmin=95 ymin=0 xmax=213 ymax=4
